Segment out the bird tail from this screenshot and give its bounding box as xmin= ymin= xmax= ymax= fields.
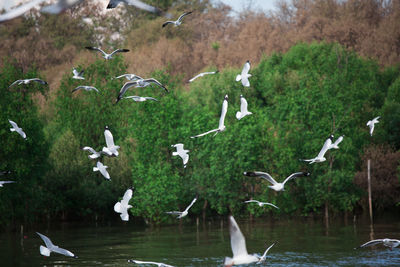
xmin=93 ymin=167 xmax=99 ymax=172
xmin=235 ymin=74 xmax=242 ymax=82
xmin=114 ymin=202 xmax=122 ymax=213
xmin=40 ymin=245 xmax=51 ymax=257
xmin=224 ymin=257 xmax=234 ymax=266
xmin=120 ymin=213 xmax=129 ymax=221
xmin=236 ymin=111 xmax=242 ymax=120
xmin=10 ymin=128 xmax=15 ymax=132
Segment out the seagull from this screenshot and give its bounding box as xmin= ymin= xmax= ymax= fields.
xmin=72 ymin=86 xmax=99 ymax=93
xmin=72 ymin=68 xmax=84 ymax=80
xmin=243 ymin=171 xmax=310 ymax=192
xmin=329 ymin=135 xmax=344 ymax=149
xmin=188 ymin=70 xmax=218 ymax=82
xmin=0 ymin=0 xmax=47 ymax=22
xmin=116 ymin=78 xmax=168 ymax=103
xmin=244 ymin=200 xmax=279 ymax=209
xmin=41 ymin=0 xmax=84 ymax=14
xmin=236 ymin=61 xmax=251 ymax=87
xmin=85 ymin=47 xmax=129 ymax=60
xmin=0 ymin=181 xmax=16 ymax=187
xmin=102 ymin=126 xmax=120 ymax=157
xmin=128 ymin=259 xmax=175 ymax=267
xmin=9 ymin=78 xmax=47 ymax=88
xmin=166 ymin=197 xmax=197 ymax=219
xmin=0 ymin=171 xmax=11 ymax=176
xmin=191 ymin=95 xmax=228 ymax=138
xmin=106 ymin=0 xmax=162 ymax=15
xmin=9 ymin=120 xmax=26 ymax=139
xmin=300 ymin=135 xmax=334 ymax=164
xmin=113 ymin=74 xmax=142 ymax=81
xmin=36 ymin=232 xmax=77 ymax=258
xmin=224 ymin=215 xmax=259 ymax=267
xmin=171 ymin=144 xmax=189 ymax=168
xmin=114 ymin=188 xmax=133 ymax=221
xmin=257 ymin=242 xmax=276 ymax=264
xmin=123 ymin=96 xmax=158 ymax=102
xmin=82 ymin=146 xmax=104 ymax=159
xmin=93 ymin=161 xmax=111 ymax=180
xmin=356 ymin=238 xmax=400 ymax=250
xmin=367 ymin=116 xmax=380 ymax=136
xmin=162 ymin=11 xmax=192 ymax=27
xmin=236 ymin=95 xmax=252 ymax=120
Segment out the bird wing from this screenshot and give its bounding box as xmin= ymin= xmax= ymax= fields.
xmin=117 ymin=81 xmax=138 ymax=102
xmin=162 ymin=21 xmax=175 ymax=27
xmin=29 ymin=78 xmax=47 ymax=85
xmin=8 ymin=120 xmax=18 ymax=129
xmin=190 ymin=128 xmax=218 ymax=138
xmin=188 ymin=73 xmax=202 ymax=82
xmin=358 ymin=239 xmax=384 ymax=248
xmin=0 ymin=181 xmax=16 ymax=185
xmin=317 ymin=137 xmax=332 ymax=158
xmin=282 ymin=172 xmax=309 ymax=185
xmin=78 ymin=70 xmax=84 ymax=77
xmin=244 ymin=171 xmax=278 ymax=185
xmin=85 ymin=46 xmax=107 ymax=57
xmin=373 ymin=116 xmax=380 ymax=123
xmin=144 ymin=78 xmax=169 ymax=93
xmin=121 ymin=188 xmax=133 ymax=207
xmin=104 ymin=129 xmax=116 ymax=148
xmin=173 ymin=143 xmax=184 ymax=152
xmin=184 ymin=197 xmax=197 ymax=212
xmin=0 ymin=0 xmax=47 ymax=22
xmin=229 ymin=216 xmax=248 ymax=258
xmin=72 ymin=86 xmax=84 ymax=92
xmin=240 ymin=96 xmax=249 ymax=113
xmin=8 ymin=80 xmax=22 ymax=88
xmin=177 ymin=11 xmax=193 ymax=22
xmin=259 ymin=242 xmax=276 ymax=261
xmin=166 ymin=211 xmax=182 ymax=215
xmin=82 ymin=146 xmax=97 ymax=154
xmin=264 ymin=203 xmax=279 ymax=209
xmin=41 ymin=0 xmax=83 ymax=14
xmin=36 ymin=232 xmax=54 ymax=248
xmin=109 ymin=49 xmax=130 ymax=57
xmin=241 ymin=61 xmax=251 ymax=77
xmin=52 ymin=246 xmax=76 ymax=257
xmin=332 ymin=136 xmax=344 ymax=147
xmin=144 ymin=97 xmax=158 ymax=101
xmin=244 ymin=200 xmax=258 ymax=204
xmin=72 ymin=68 xmax=79 ymax=76
xmin=218 ymin=96 xmax=228 ymax=129
xmin=88 ymin=86 xmax=99 ymax=92
xmin=124 ymin=0 xmax=162 ymax=14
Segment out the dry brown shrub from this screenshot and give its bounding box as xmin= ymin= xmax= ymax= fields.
xmin=354 ymin=144 xmax=400 ymax=210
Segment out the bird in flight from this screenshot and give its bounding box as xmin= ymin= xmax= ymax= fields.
xmin=36 ymin=232 xmax=78 ymax=258
xmin=166 ymin=197 xmax=197 ymax=219
xmin=244 ymin=171 xmax=310 ymax=192
xmin=86 ymin=47 xmax=129 ymax=60
xmin=367 ymin=116 xmax=380 ymax=136
xmin=236 ymin=61 xmax=251 ymax=87
xmin=162 ymin=11 xmax=192 ymax=27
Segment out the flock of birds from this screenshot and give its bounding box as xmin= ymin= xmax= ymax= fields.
xmin=0 ymin=1 xmax=396 ymax=266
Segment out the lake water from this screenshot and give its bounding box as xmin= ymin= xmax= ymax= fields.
xmin=1 ymin=216 xmax=400 ymax=266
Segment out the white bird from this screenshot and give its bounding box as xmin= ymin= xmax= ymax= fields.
xmin=162 ymin=11 xmax=192 ymax=27
xmin=367 ymin=116 xmax=380 ymax=136
xmin=9 ymin=78 xmax=47 ymax=88
xmin=41 ymin=0 xmax=84 ymax=14
xmin=224 ymin=216 xmax=259 ymax=267
xmin=116 ymin=78 xmax=168 ymax=103
xmin=244 ymin=200 xmax=279 ymax=209
xmin=93 ymin=161 xmax=111 ymax=180
xmin=300 ymin=135 xmax=334 ymax=164
xmin=166 ymin=197 xmax=197 ymax=219
xmin=72 ymin=68 xmax=84 ymax=80
xmin=0 ymin=0 xmax=47 ymax=22
xmin=236 ymin=95 xmax=252 ymax=120
xmin=257 ymin=242 xmax=276 ymax=264
xmin=9 ymin=120 xmax=26 ymax=139
xmin=244 ymin=171 xmax=310 ymax=192
xmin=114 ymin=188 xmax=133 ymax=221
xmin=235 ymin=61 xmax=251 ymax=87
xmin=0 ymin=181 xmax=16 ymax=187
xmin=106 ymin=0 xmax=162 ymax=15
xmin=329 ymin=135 xmax=344 ymax=149
xmin=188 ymin=70 xmax=218 ymax=82
xmin=123 ymin=96 xmax=158 ymax=102
xmin=191 ymin=95 xmax=228 ymax=138
xmin=85 ymin=46 xmax=129 ymax=60
xmin=36 ymin=232 xmax=77 ymax=258
xmin=128 ymin=259 xmax=175 ymax=267
xmin=82 ymin=146 xmax=104 ymax=159
xmin=72 ymin=86 xmax=99 ymax=93
xmin=113 ymin=74 xmax=142 ymax=81
xmin=171 ymin=144 xmax=189 ymax=168
xmin=356 ymin=238 xmax=400 ymax=250
xmin=102 ymin=126 xmax=120 ymax=157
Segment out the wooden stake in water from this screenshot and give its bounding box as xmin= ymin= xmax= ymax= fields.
xmin=367 ymin=159 xmax=373 ymax=224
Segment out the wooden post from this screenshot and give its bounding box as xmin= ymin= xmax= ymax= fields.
xmin=367 ymin=159 xmax=373 ymax=224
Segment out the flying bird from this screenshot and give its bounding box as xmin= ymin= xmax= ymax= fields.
xmin=106 ymin=0 xmax=162 ymax=15
xmin=0 ymin=171 xmax=11 ymax=176
xmin=36 ymin=232 xmax=77 ymax=258
xmin=191 ymin=95 xmax=228 ymax=138
xmin=224 ymin=216 xmax=260 ymax=266
xmin=188 ymin=70 xmax=218 ymax=82
xmin=93 ymin=161 xmax=111 ymax=180
xmin=0 ymin=0 xmax=47 ymax=22
xmin=9 ymin=78 xmax=47 ymax=88
xmin=0 ymin=181 xmax=16 ymax=187
xmin=162 ymin=11 xmax=192 ymax=27
xmin=257 ymin=242 xmax=276 ymax=264
xmin=244 ymin=200 xmax=279 ymax=209
xmin=300 ymin=135 xmax=334 ymax=164
xmin=114 ymin=188 xmax=133 ymax=221
xmin=113 ymin=74 xmax=142 ymax=81
xmin=9 ymin=120 xmax=26 ymax=139
xmin=85 ymin=46 xmax=129 ymax=60
xmin=236 ymin=61 xmax=251 ymax=87
xmin=123 ymin=96 xmax=158 ymax=102
xmin=236 ymin=95 xmax=252 ymax=120
xmin=72 ymin=86 xmax=99 ymax=93
xmin=367 ymin=116 xmax=380 ymax=136
xmin=244 ymin=171 xmax=310 ymax=192
xmin=329 ymin=135 xmax=344 ymax=149
xmin=171 ymin=144 xmax=189 ymax=168
xmin=82 ymin=146 xmax=104 ymax=159
xmin=128 ymin=259 xmax=175 ymax=267
xmin=72 ymin=68 xmax=84 ymax=80
xmin=102 ymin=126 xmax=120 ymax=157
xmin=166 ymin=197 xmax=197 ymax=219
xmin=116 ymin=78 xmax=168 ymax=103
xmin=355 ymin=238 xmax=400 ymax=250
xmin=41 ymin=0 xmax=84 ymax=14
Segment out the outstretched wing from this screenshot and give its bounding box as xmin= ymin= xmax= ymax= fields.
xmin=190 ymin=128 xmax=218 ymax=138
xmin=317 ymin=137 xmax=332 ymax=158
xmin=331 ymin=136 xmax=344 ymax=148
xmin=229 ymin=216 xmax=248 ymax=258
xmin=117 ymin=81 xmax=138 ymax=102
xmin=8 ymin=120 xmax=18 ymax=129
xmin=52 ymin=246 xmax=76 ymax=257
xmin=29 ymin=78 xmax=47 ymax=85
xmin=109 ymin=49 xmax=130 ymax=57
xmin=241 ymin=61 xmax=251 ymax=77
xmin=282 ymin=172 xmax=309 ymax=185
xmin=218 ymin=95 xmax=228 ymax=129
xmin=357 ymin=239 xmax=384 ymax=249
xmin=85 ymin=46 xmax=107 ymax=57
xmin=243 ymin=171 xmax=278 ymax=186
xmin=178 ymin=11 xmax=193 ymax=22
xmin=82 ymin=146 xmax=97 ymax=154
xmin=166 ymin=211 xmax=182 ymax=215
xmin=162 ymin=21 xmax=175 ymax=27
xmin=240 ymin=96 xmax=249 ymax=113
xmin=0 ymin=0 xmax=47 ymax=22
xmin=125 ymin=0 xmax=162 ymax=14
xmin=121 ymin=188 xmax=133 ymax=207
xmin=9 ymin=80 xmax=22 ymax=88
xmin=104 ymin=128 xmax=116 ymax=148
xmin=36 ymin=232 xmax=54 ymax=248
xmin=184 ymin=197 xmax=197 ymax=212
xmin=144 ymin=78 xmax=169 ymax=93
